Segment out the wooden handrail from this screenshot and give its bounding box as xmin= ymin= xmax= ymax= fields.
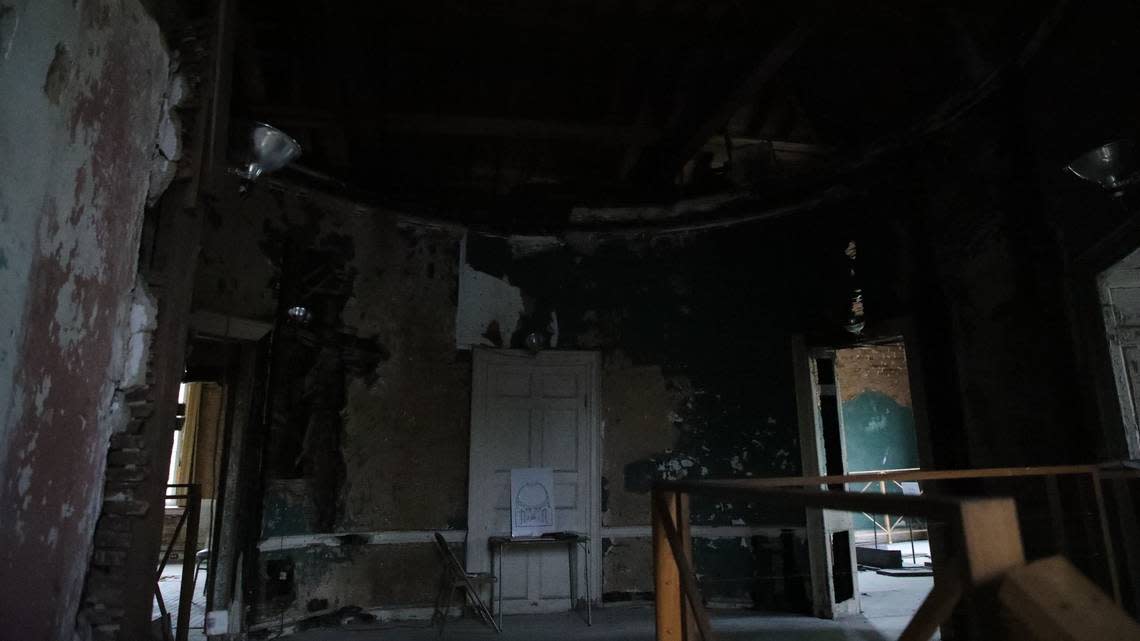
xmin=651 ymin=466 xmax=1140 ymax=641
xmin=663 ymin=464 xmax=1115 ymax=489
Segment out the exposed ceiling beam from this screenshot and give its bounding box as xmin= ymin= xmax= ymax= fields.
xmin=629 ymin=20 xmax=815 ymax=182
xmin=702 ymin=137 xmax=833 ymax=156
xmin=247 ymin=107 xmax=661 ymax=144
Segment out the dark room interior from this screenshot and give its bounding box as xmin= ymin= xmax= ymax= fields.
xmin=2 ymin=1 xmax=1140 ymax=640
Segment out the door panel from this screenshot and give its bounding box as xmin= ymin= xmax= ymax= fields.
xmin=793 ymin=338 xmax=861 ymax=619
xmin=467 ymin=350 xmax=599 ymax=614
xmin=1101 ymin=283 xmax=1140 ymax=457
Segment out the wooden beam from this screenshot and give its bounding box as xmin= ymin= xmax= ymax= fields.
xmin=998 ymin=556 xmax=1140 ymax=641
xmin=957 ymin=498 xmax=1025 ymax=585
xmin=658 ymin=464 xmax=1108 ymax=490
xmin=201 ymin=0 xmax=238 ymax=197
xmin=657 ymin=21 xmax=814 ymax=180
xmin=677 ymin=493 xmax=699 ymax=641
xmin=1090 ymin=470 xmax=1122 ymax=606
xmin=246 ymin=107 xmax=661 ymax=144
xmin=653 ymin=489 xmax=684 ymax=641
xmin=653 ymin=491 xmax=715 ymax=641
xmin=701 ymin=137 xmax=833 ymax=156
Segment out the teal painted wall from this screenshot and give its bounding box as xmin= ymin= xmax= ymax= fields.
xmin=841 ymin=390 xmax=919 ymax=531
xmin=842 ymin=391 xmax=919 ymax=473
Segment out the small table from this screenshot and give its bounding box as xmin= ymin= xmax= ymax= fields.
xmin=488 ymin=534 xmax=592 ymax=628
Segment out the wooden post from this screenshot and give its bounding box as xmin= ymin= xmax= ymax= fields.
xmin=654 ymin=492 xmax=715 ymax=641
xmin=677 ymin=493 xmax=698 ymax=641
xmin=1044 ymin=475 xmax=1068 ymax=555
xmin=176 ymin=485 xmax=201 ymax=641
xmin=957 ymin=498 xmax=1026 ymax=639
xmin=654 ymin=489 xmax=683 ymax=641
xmin=882 ymin=480 xmax=892 ymax=544
xmin=1110 ymin=477 xmax=1140 ymax=615
xmin=1089 ymin=470 xmax=1123 ymax=606
xmin=958 ymin=498 xmax=1025 ymax=585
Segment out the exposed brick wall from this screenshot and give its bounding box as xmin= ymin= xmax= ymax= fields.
xmin=834 ymin=344 xmax=912 ymax=408
xmin=82 ymin=398 xmax=159 ymax=638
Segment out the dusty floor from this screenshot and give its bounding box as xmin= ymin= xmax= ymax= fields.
xmin=274 ymin=606 xmax=883 ymax=641
xmin=859 ymin=570 xmax=936 ymax=640
xmin=154 ymin=562 xmax=207 ymax=641
xmin=273 ymin=568 xmax=934 ymax=641
xmin=157 ymin=542 xmax=935 ymax=641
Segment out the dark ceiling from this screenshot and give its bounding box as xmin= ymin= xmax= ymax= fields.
xmin=232 ymin=0 xmax=1062 ymax=224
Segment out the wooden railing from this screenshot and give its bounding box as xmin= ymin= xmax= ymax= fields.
xmin=155 ymin=483 xmax=201 ymax=641
xmin=651 ymin=465 xmax=1140 ymax=641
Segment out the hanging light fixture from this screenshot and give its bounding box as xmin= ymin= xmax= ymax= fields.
xmin=286 ymin=305 xmax=312 ymax=325
xmin=233 ymin=122 xmax=302 ymax=183
xmin=1066 ymin=139 xmax=1140 ymax=194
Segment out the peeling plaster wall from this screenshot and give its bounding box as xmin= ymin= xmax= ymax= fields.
xmin=194 ymin=186 xmax=472 ymax=623
xmin=193 ymin=187 xmax=847 ymax=623
xmin=0 ymin=1 xmax=171 ymax=638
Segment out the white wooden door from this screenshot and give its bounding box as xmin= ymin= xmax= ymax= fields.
xmin=466 ymin=349 xmax=600 ymax=614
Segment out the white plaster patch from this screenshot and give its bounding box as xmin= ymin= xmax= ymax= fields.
xmin=509 ymin=235 xmax=563 ymax=258
xmin=455 ymin=236 xmax=525 ymax=349
xmin=33 ymin=375 xmax=51 ymax=414
xmin=121 ymin=283 xmax=157 ymax=389
xmin=0 ymin=5 xmax=19 ymax=62
xmin=52 ymin=275 xmax=87 ymax=349
xmin=16 ymin=464 xmax=32 ymax=496
xmin=657 ymin=455 xmax=697 ymax=480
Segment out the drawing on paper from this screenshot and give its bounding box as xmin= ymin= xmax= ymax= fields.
xmin=511 ymin=468 xmax=555 ymax=537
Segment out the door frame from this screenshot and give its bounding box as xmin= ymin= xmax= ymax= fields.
xmin=466 ymin=348 xmax=602 ymax=606
xmin=792 ymin=321 xmax=936 ymax=619
xmin=792 ymin=336 xmax=860 ymax=618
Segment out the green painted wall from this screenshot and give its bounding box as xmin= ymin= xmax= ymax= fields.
xmin=842 ymin=391 xmax=919 ymax=472
xmin=841 ymin=391 xmax=919 ymax=531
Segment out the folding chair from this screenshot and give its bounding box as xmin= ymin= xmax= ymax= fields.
xmin=432 ymin=532 xmax=500 ymax=637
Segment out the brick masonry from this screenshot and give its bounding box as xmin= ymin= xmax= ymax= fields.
xmin=834 ymin=344 xmax=912 ymax=408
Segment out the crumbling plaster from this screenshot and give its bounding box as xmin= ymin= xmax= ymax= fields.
xmin=193 ymin=185 xmax=853 ymax=622
xmin=0 ymin=0 xmax=172 ymax=638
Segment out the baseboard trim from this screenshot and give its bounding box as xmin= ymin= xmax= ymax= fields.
xmin=257 ymin=524 xmax=802 ymax=552
xmin=602 ymin=525 xmax=797 ymax=539
xmin=257 ymin=529 xmax=466 ymax=551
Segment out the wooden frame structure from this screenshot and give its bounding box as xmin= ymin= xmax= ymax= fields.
xmin=651 ymin=465 xmax=1140 ymax=641
xmin=155 ymin=483 xmax=201 ymax=641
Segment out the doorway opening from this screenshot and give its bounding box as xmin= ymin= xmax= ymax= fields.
xmin=155 ymin=380 xmax=228 ymax=638
xmin=834 ymin=341 xmax=933 ymax=640
xmin=1097 ymin=248 xmax=1140 ymax=459
xmin=796 ymin=336 xmax=934 ymax=640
